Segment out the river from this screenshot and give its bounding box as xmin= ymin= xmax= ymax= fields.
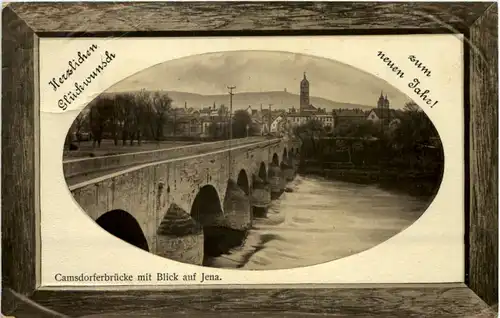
xmin=205 ymin=174 xmax=431 ymax=270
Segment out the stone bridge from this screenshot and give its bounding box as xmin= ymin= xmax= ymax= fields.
xmin=67 ymin=137 xmax=301 ymax=266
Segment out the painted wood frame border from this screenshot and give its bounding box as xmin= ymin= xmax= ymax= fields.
xmin=2 ymin=2 xmax=497 ymax=317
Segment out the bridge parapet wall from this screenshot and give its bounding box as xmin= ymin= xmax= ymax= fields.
xmin=63 ymin=136 xmax=266 ymax=179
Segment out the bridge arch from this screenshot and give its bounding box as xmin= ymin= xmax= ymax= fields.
xmin=95 ymin=209 xmax=149 ymax=252
xmin=281 ymin=148 xmax=289 ymax=168
xmin=237 ymin=169 xmax=250 ymax=195
xmin=190 ymin=185 xmax=224 ymax=226
xmin=272 ymin=153 xmax=279 ymax=166
xmin=190 ymin=185 xmax=228 ymax=266
xmin=258 ymin=162 xmax=267 ymax=183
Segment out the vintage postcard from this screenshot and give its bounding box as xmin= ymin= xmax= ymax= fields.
xmin=39 ymin=34 xmax=464 ymax=287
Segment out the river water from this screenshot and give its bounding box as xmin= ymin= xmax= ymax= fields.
xmin=206 ymin=174 xmax=431 ymax=270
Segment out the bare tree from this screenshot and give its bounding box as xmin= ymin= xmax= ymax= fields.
xmin=112 ymin=93 xmax=136 ymax=145
xmin=70 ymin=111 xmax=90 ymax=146
xmin=89 ymin=96 xmax=114 ymax=148
xmin=132 ymin=89 xmax=152 ymax=145
xmin=148 ymin=91 xmax=172 ymax=142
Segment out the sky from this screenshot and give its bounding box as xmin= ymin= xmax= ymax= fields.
xmin=108 ymin=50 xmax=411 ymax=108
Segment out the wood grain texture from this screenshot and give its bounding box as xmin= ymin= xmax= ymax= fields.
xmin=1 ymin=1 xmax=498 ymax=316
xmin=469 ymin=3 xmax=499 ymax=306
xmin=7 ymin=2 xmax=493 ymax=33
xmin=7 ymin=285 xmax=497 ymax=318
xmin=1 ymin=5 xmax=38 ymax=315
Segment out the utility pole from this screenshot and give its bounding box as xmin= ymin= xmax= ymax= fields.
xmin=268 ymin=103 xmax=273 ymax=136
xmin=227 ymin=86 xmax=236 ymax=140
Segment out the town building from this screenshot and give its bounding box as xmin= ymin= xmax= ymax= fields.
xmin=367 ymin=92 xmax=392 ymax=124
xmin=176 ymin=116 xmax=202 ymax=136
xmin=300 ymin=72 xmax=310 ymax=110
xmin=270 ymin=114 xmax=286 ymax=133
xmin=333 ymin=109 xmax=367 ymax=126
xmin=286 ymin=72 xmax=335 ymax=129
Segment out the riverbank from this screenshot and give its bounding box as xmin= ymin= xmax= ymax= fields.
xmin=300 ymin=165 xmax=443 ymax=198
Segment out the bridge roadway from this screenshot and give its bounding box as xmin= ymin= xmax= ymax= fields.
xmin=64 ymin=137 xmax=270 ymax=187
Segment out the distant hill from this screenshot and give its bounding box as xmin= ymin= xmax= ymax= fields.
xmin=103 ymin=90 xmax=374 ymax=112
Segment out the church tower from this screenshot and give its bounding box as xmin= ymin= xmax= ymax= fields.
xmin=377 ymin=91 xmax=385 ymax=109
xmin=300 ymin=72 xmax=310 ymax=111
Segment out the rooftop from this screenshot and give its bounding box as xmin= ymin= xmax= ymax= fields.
xmin=333 ymin=109 xmax=367 ymax=117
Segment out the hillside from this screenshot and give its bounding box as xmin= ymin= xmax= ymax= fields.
xmin=103 ymin=90 xmax=374 ymax=112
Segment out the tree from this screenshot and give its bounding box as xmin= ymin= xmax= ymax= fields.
xmin=333 ymin=120 xmax=379 ymax=138
xmin=232 ymin=110 xmax=254 ymax=138
xmin=109 ymin=98 xmax=122 ymax=146
xmin=335 ymin=139 xmax=352 ymax=163
xmin=208 ymin=121 xmax=228 ymax=139
xmin=250 ymin=122 xmax=261 ymax=136
xmin=208 ymin=122 xmax=218 ymax=138
xmin=391 ymin=101 xmax=437 ymax=148
xmin=403 ymin=100 xmax=422 ymax=113
xmin=218 ymin=104 xmax=228 ymax=117
xmin=89 ymin=96 xmax=114 ymax=148
xmin=293 ymin=119 xmax=324 ymax=154
xmin=131 ymin=89 xmax=151 ymax=145
xmin=385 ymin=100 xmax=441 ymax=170
xmin=167 ymin=109 xmax=186 ymax=137
xmin=113 ymin=92 xmax=136 ymax=145
xmin=70 ymin=111 xmax=90 ymax=145
xmin=142 ymin=91 xmax=172 ymax=141
xmin=64 ymin=131 xmax=73 ymax=150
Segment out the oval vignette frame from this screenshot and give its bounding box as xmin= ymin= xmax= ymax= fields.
xmin=63 ymin=49 xmax=445 ymax=271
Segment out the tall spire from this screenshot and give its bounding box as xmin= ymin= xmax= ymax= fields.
xmin=303 ymin=72 xmax=307 ymax=80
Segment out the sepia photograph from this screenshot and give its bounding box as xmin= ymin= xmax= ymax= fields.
xmin=62 ymin=50 xmax=444 ymax=270
xmin=3 ymin=2 xmax=497 ymax=317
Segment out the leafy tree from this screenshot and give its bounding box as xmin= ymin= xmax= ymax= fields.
xmin=335 ymin=139 xmax=352 ymax=163
xmin=403 ymin=100 xmax=422 ymax=113
xmin=208 ymin=122 xmax=228 ymax=139
xmin=381 ymin=100 xmax=441 ymax=170
xmin=293 ymin=119 xmax=324 ymax=154
xmin=389 ymin=101 xmax=438 ymax=151
xmin=333 ymin=120 xmax=379 ymax=138
xmin=232 ymin=110 xmax=255 ymax=138
xmin=250 ymin=122 xmax=261 ymax=136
